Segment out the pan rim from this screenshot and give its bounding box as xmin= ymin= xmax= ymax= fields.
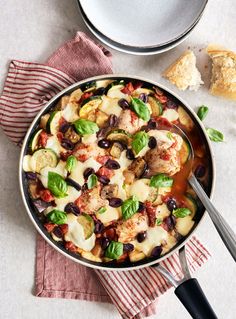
xmin=19 ymin=74 xmax=216 ymax=271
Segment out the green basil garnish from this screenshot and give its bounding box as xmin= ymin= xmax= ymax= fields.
xmin=156 ymin=218 xmax=163 ymax=226
xmin=47 ymin=209 xmax=67 ymax=224
xmin=48 ymin=172 xmax=68 ymax=198
xmin=121 ymin=196 xmax=139 ymax=220
xmin=206 ymin=128 xmax=224 ymax=142
xmin=105 ymin=241 xmax=123 ymax=259
xmin=87 ymin=174 xmax=98 ymax=189
xmin=166 ymin=132 xmax=173 ymax=140
xmin=66 ymin=155 xmax=77 ymax=173
xmin=197 ymin=105 xmax=209 ymax=121
xmin=97 ymin=207 xmax=107 ymax=214
xmin=131 ymin=131 xmax=149 ymax=154
xmin=173 ymin=208 xmax=191 ymax=218
xmin=150 ymin=173 xmax=174 ymax=188
xmin=131 ymin=97 xmax=150 ymax=121
xmin=74 ymin=119 xmax=99 ymax=136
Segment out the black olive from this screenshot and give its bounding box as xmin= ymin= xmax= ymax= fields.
xmin=118 ymin=98 xmax=130 ymax=109
xmin=151 ymin=245 xmax=163 ymax=258
xmin=100 ymin=237 xmax=110 ymax=250
xmin=52 ymin=226 xmax=63 ymax=238
xmin=109 ymin=197 xmax=123 ymax=207
xmin=126 ymin=149 xmax=135 ymax=160
xmin=167 ymin=198 xmax=177 ymax=212
xmin=136 ymin=231 xmax=147 ymax=243
xmin=25 ymin=172 xmax=37 ymax=180
xmin=83 ymin=167 xmax=95 ymax=179
xmin=98 ymin=139 xmax=111 ymax=149
xmin=98 ymin=175 xmax=110 ymax=185
xmin=109 ymin=114 xmax=118 ymax=127
xmin=61 ymin=138 xmax=74 ymax=150
xmin=123 ymin=243 xmax=134 ymax=253
xmin=105 ymin=159 xmax=120 ymax=170
xmin=65 ymin=202 xmax=80 ymax=216
xmin=148 ymin=136 xmax=157 ymax=149
xmin=59 ymin=122 xmax=71 ymax=133
xmin=94 ymin=87 xmax=106 ymax=96
xmin=139 ymin=93 xmax=148 ymax=103
xmin=164 ymin=215 xmax=176 ymax=231
xmin=94 ymin=220 xmax=104 ymax=234
xmin=147 ymin=120 xmax=157 ymax=129
xmin=194 ymin=165 xmax=206 ymax=178
xmin=137 ymin=202 xmax=145 ymax=212
xmin=65 ymin=178 xmax=81 ymax=191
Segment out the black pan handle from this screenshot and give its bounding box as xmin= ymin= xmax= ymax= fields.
xmin=175 ymin=278 xmax=218 ymax=319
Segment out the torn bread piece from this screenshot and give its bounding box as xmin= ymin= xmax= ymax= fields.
xmin=207 ymin=44 xmax=236 ymax=100
xmin=163 ymin=50 xmax=203 ymax=91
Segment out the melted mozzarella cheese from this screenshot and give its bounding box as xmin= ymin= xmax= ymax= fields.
xmin=70 ymin=157 xmax=101 ymax=186
xmin=65 ymin=214 xmax=95 ymax=251
xmin=156 ymin=203 xmax=171 ymax=219
xmin=39 ymin=160 xmax=67 ymax=188
xmin=162 ymin=109 xmax=179 ymax=122
xmin=96 ymin=206 xmax=121 ymax=224
xmin=99 ymin=96 xmax=123 ymax=116
xmin=133 ymin=226 xmax=169 ymax=256
xmin=110 ymin=169 xmax=127 ymax=200
xmin=46 ymin=136 xmax=64 ymax=155
xmin=96 ymin=79 xmax=113 ymax=88
xmin=128 ymin=179 xmax=150 ymax=202
xmin=54 ymin=186 xmax=81 ymax=211
xmin=82 ymin=134 xmax=97 ymax=144
xmin=175 ymin=215 xmax=194 ymax=236
xmin=117 ymin=150 xmax=132 ymax=170
xmin=62 ymin=103 xmax=80 ymax=122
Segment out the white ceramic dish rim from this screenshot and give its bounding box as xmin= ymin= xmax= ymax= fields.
xmin=78 ymin=1 xmax=202 ymax=56
xmin=79 ymin=0 xmax=208 ymax=48
xmin=19 ymin=74 xmax=216 ymax=271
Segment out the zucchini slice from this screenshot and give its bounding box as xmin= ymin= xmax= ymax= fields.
xmin=29 ymin=128 xmax=42 ymax=152
xmin=77 ymin=214 xmax=95 ymax=239
xmin=79 ymin=96 xmax=102 ymax=119
xmin=184 ymin=193 xmax=198 ymax=216
xmin=180 ymin=139 xmax=191 ymax=165
xmin=46 ymin=111 xmax=63 ymax=135
xmin=178 ymin=107 xmax=194 ymax=131
xmin=148 ymin=96 xmax=163 ymax=116
xmin=107 ymin=129 xmax=132 ymax=145
xmin=31 ymin=148 xmax=58 ymax=173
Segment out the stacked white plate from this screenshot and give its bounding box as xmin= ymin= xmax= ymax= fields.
xmin=77 ymin=0 xmax=208 ymax=55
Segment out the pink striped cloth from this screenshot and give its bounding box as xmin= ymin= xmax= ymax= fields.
xmin=0 ymin=31 xmax=210 ymax=319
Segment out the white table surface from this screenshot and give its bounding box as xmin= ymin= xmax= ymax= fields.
xmin=0 ymin=1 xmax=236 ymax=318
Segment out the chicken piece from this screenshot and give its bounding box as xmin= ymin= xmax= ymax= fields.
xmin=76 ymin=186 xmax=108 ymax=214
xmin=117 ymin=213 xmax=148 ymax=243
xmin=118 ymin=109 xmax=145 ymax=134
xmin=123 ymin=157 xmax=147 ymax=184
xmin=73 ymin=142 xmax=106 ymax=162
xmin=145 ymin=130 xmax=183 ymax=176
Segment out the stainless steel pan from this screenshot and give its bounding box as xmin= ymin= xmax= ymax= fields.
xmin=19 ymin=75 xmax=217 ymax=318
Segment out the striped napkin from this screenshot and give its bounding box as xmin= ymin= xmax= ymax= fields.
xmin=0 ymin=31 xmax=210 ymax=319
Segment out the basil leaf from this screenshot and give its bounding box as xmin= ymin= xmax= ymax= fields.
xmin=66 ymin=155 xmax=77 ymax=173
xmin=87 ymin=174 xmax=98 ymax=189
xmin=197 ymin=105 xmax=209 ymax=121
xmin=48 ymin=172 xmax=68 ymax=198
xmin=132 ymin=131 xmax=149 ymax=154
xmin=105 ymin=241 xmax=123 ymax=259
xmin=206 ymin=128 xmax=224 ymax=142
xmin=156 ymin=218 xmax=163 ymax=226
xmin=121 ymin=196 xmax=139 ymax=220
xmin=47 ymin=209 xmax=67 ymax=224
xmin=131 ymin=97 xmax=150 ymax=121
xmin=166 ymin=132 xmax=173 ymax=140
xmin=74 ymin=119 xmax=99 ymax=136
xmin=97 ymin=207 xmax=107 ymax=214
xmin=150 ymin=173 xmax=174 ymax=188
xmin=173 ymin=208 xmax=191 ymax=218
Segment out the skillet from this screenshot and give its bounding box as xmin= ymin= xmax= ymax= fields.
xmin=19 ymin=75 xmax=217 ymax=318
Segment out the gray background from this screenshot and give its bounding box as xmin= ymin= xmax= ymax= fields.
xmin=0 ymin=0 xmax=236 ymax=318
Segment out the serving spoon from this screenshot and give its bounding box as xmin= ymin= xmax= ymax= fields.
xmin=172 ymin=125 xmax=236 ymax=262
